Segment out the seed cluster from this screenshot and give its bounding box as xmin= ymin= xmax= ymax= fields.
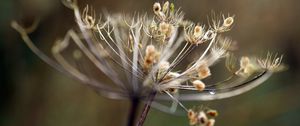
xmin=143 ymin=45 xmax=160 ymax=71
xmin=11 ymin=0 xmax=285 ymax=126
xmin=188 ymin=109 xmax=218 ymax=126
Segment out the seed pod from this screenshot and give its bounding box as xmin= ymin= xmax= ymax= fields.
xmin=198 ymin=64 xmax=211 ymax=79
xmin=193 ymin=80 xmax=206 ymax=91
xmin=162 ymin=1 xmax=169 ymax=13
xmin=193 ymin=25 xmax=203 ymax=38
xmin=223 ymin=17 xmax=234 ymax=27
xmin=206 ymin=119 xmax=215 ymax=126
xmin=188 ymin=109 xmax=197 ymax=125
xmin=153 ymin=2 xmax=161 ymax=14
xmin=144 ymin=45 xmax=159 ymax=71
xmin=206 ymin=109 xmax=218 ymax=117
xmin=240 ymin=56 xmax=250 ymax=68
xmin=197 ymin=111 xmax=208 ymax=125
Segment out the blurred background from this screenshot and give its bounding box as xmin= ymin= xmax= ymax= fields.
xmin=1 ymin=0 xmax=300 ymax=126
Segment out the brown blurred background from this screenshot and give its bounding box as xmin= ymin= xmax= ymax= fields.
xmin=1 ymin=0 xmax=300 ymax=126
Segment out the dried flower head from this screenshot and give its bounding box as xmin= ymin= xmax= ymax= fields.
xmin=11 ymin=0 xmax=285 ymax=126
xmin=188 ymin=108 xmax=218 ymax=126
xmin=257 ymin=52 xmax=285 ymax=72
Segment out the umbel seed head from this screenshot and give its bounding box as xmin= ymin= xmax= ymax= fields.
xmin=11 ymin=1 xmax=284 ymax=126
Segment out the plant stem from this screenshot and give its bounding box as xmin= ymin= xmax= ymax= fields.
xmin=127 ymin=97 xmax=140 ymax=126
xmin=136 ymin=91 xmax=157 ymax=126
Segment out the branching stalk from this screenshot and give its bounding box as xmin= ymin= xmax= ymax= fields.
xmin=136 ymin=91 xmax=157 ymax=126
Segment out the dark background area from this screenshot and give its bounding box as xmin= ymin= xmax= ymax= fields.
xmin=1 ymin=0 xmax=300 ymax=126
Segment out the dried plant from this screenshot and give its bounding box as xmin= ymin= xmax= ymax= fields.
xmin=11 ymin=0 xmax=284 ymax=126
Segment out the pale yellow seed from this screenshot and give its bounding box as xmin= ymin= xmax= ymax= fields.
xmin=188 ymin=109 xmax=196 ymax=119
xmin=243 ymin=63 xmax=256 ymax=75
xmin=153 ymin=2 xmax=161 ymax=14
xmin=192 ymin=80 xmax=206 ymax=91
xmin=165 ymin=25 xmax=174 ymax=38
xmin=206 ymin=109 xmax=218 ymax=117
xmin=144 ymin=45 xmax=158 ymax=71
xmin=188 ymin=110 xmax=197 ymax=125
xmin=223 ymin=17 xmax=234 ymax=27
xmin=206 ymin=119 xmax=215 ymax=126
xmin=198 ymin=64 xmax=211 ymax=79
xmin=198 ymin=111 xmax=208 ymax=125
xmin=145 ymin=45 xmax=156 ymax=55
xmin=158 ymin=22 xmax=174 ymax=38
xmin=189 ymin=118 xmax=198 ymax=125
xmin=240 ymin=56 xmax=250 ymax=68
xmin=162 ymin=1 xmax=169 ymax=13
xmin=193 ymin=25 xmax=203 ymax=38
xmin=159 ymin=22 xmax=169 ymax=34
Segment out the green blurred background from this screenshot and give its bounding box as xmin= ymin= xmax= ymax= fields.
xmin=1 ymin=0 xmax=300 ymax=126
